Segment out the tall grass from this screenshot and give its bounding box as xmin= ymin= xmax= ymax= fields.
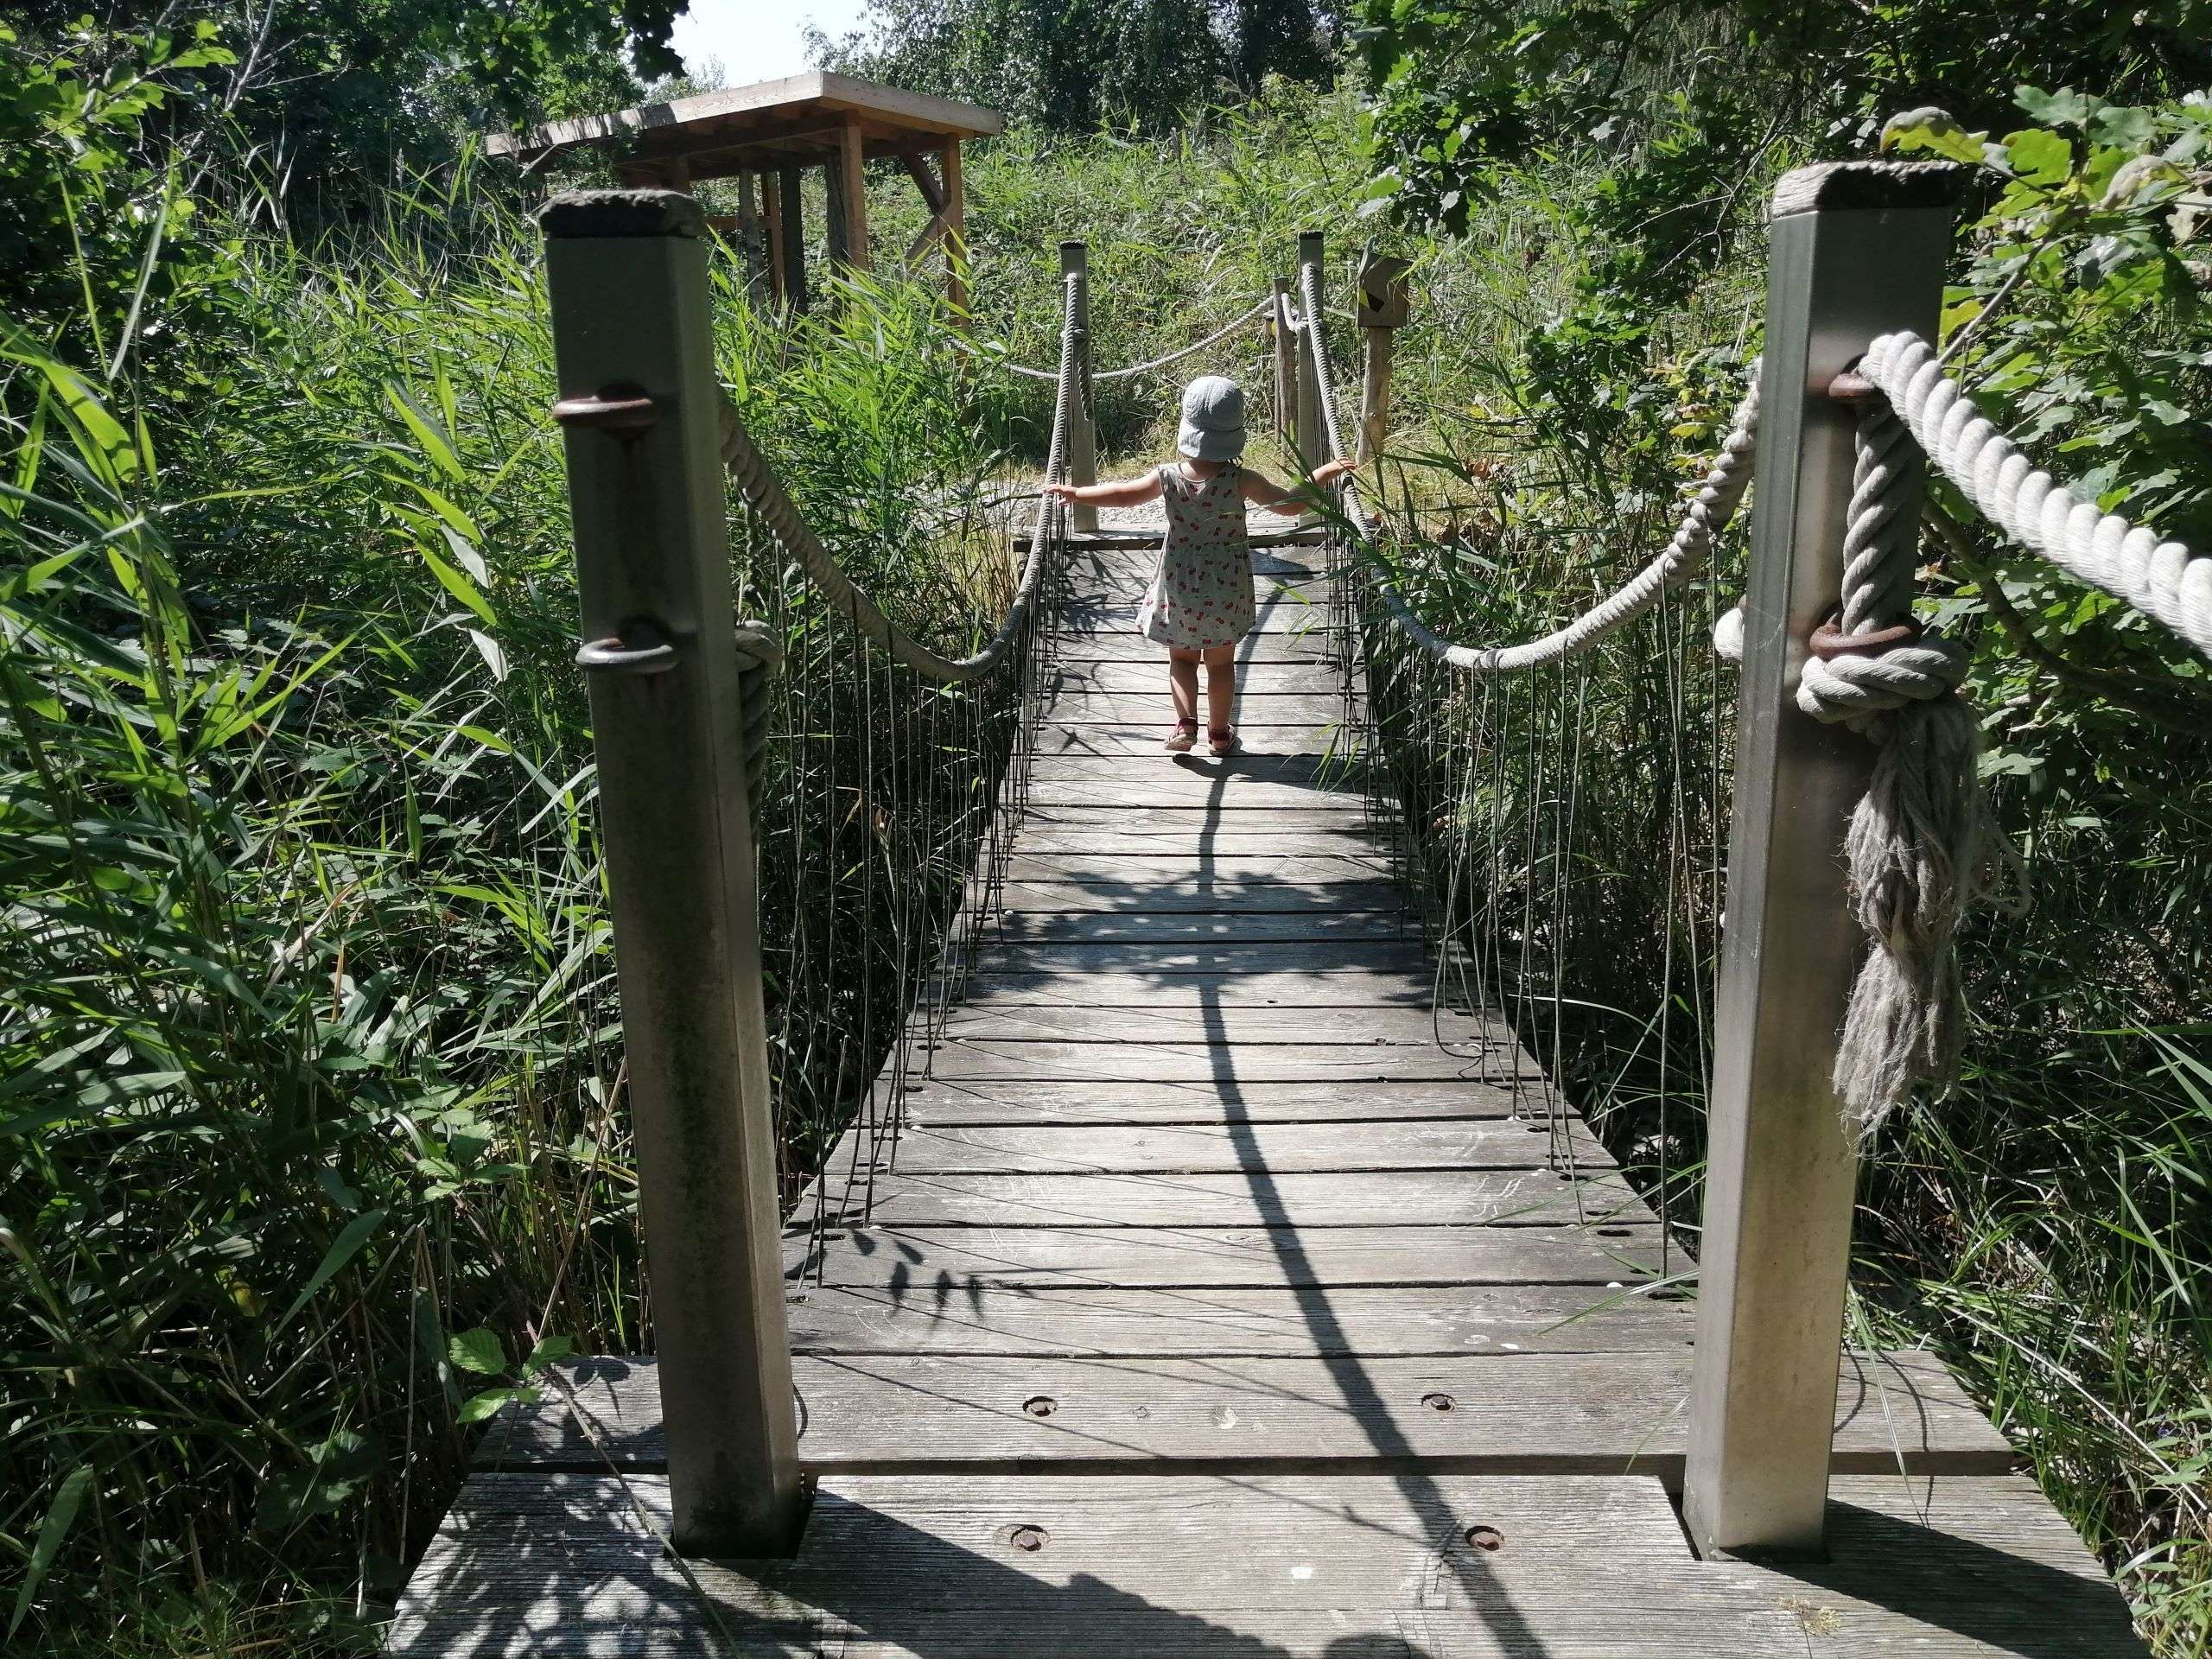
xmin=0 ymin=167 xmax=1009 ymax=1653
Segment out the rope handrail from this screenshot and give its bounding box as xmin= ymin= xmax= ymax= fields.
xmin=992 ymin=293 xmax=1274 ymax=383
xmin=1859 ymin=330 xmax=2212 ymax=661
xmin=716 ymin=275 xmax=1080 ymax=683
xmin=1295 ymin=262 xmax=1764 ymax=671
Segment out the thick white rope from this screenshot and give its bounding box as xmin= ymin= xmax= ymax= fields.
xmin=996 ymin=294 xmax=1273 ymax=382
xmin=1295 ymin=264 xmax=1763 ymax=671
xmin=1781 ymin=385 xmax=2024 ymax=1140
xmin=717 ymin=276 xmax=1077 ymax=683
xmin=1861 ymin=330 xmax=2212 ymax=661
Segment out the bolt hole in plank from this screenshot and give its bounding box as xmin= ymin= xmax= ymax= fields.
xmin=1421 ymin=1392 xmax=1455 ymax=1413
xmin=1596 ymin=1225 xmax=1633 ymax=1236
xmin=1465 ymin=1524 xmax=1506 ymax=1553
xmin=1004 ymin=1523 xmax=1050 ymax=1553
xmin=1022 ymin=1395 xmax=1058 ymax=1418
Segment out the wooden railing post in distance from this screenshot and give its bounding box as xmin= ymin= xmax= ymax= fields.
xmin=1356 ymin=252 xmax=1411 ymax=467
xmin=1683 ymin=160 xmax=1961 ymax=1560
xmin=1059 ymin=239 xmax=1098 ymax=534
xmin=1294 ymin=231 xmax=1325 ymax=473
xmin=1269 ymin=276 xmax=1294 ymax=444
xmin=537 ymin=189 xmax=804 ymax=1558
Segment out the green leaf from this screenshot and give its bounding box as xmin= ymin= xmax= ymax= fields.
xmin=2015 ymin=86 xmax=2096 ymax=128
xmin=416 ymin=543 xmax=496 ymax=626
xmin=457 ymin=1384 xmax=537 ymax=1425
xmin=523 ymin=1335 xmax=576 ymax=1376
xmin=386 ymin=384 xmax=467 ymax=482
xmin=254 ymin=1432 xmax=377 ymax=1532
xmin=2002 ymin=129 xmax=2073 ymax=188
xmin=10 ymin=1464 xmax=92 ymax=1636
xmin=448 ymin=1327 xmax=507 ymax=1375
xmin=272 ymin=1208 xmax=388 ymax=1332
xmin=1881 ymin=107 xmax=1988 ymax=168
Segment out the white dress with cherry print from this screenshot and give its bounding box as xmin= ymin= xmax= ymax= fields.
xmin=1136 ymin=462 xmax=1257 ymax=651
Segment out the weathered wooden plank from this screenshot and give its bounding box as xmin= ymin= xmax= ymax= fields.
xmin=993 ymin=878 xmax=1405 ymax=914
xmin=1033 ymin=726 xmax=1350 ymax=759
xmin=1027 ymin=778 xmax=1363 ymax=810
xmin=472 ymin=1350 xmax=2012 ymax=1479
xmin=1055 ymin=661 xmax=1342 ymax=693
xmin=917 ymin=1043 xmax=1522 ymax=1085
xmin=946 ymin=973 xmax=1451 ymax=1013
xmin=1009 ymin=826 xmax=1382 ymax=855
xmin=404 ymin=1470 xmax=2130 ymax=1643
xmin=1019 ymin=804 xmax=1376 ymax=831
xmin=932 ymin=1005 xmax=1491 ymax=1043
xmin=986 ymin=912 xmax=1410 ymax=944
xmin=780 ymin=1221 xmax=1667 ymax=1288
xmin=817 ymin=1169 xmax=1650 ymax=1230
xmin=1029 ymin=759 xmax=1361 ymax=793
xmin=896 ymin=1078 xmax=1544 ymax=1124
xmin=1030 ymin=749 xmax=1352 ymax=777
xmin=967 ymin=943 xmax=1440 ymax=976
xmin=397 ymin=1584 xmax=2141 ymax=1658
xmin=818 ymin=1119 xmax=1603 ymax=1178
xmin=784 ymin=1282 xmax=1686 ymax=1357
xmin=1040 ymin=691 xmax=1348 ymax=725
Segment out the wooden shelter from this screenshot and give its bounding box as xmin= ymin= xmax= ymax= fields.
xmin=487 ymin=72 xmax=1001 ymax=315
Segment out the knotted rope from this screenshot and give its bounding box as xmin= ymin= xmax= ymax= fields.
xmin=715 ymin=273 xmax=1080 ymax=683
xmin=1790 ymin=377 xmax=2024 ymax=1140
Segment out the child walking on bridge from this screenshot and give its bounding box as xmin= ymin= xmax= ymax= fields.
xmin=1045 ymin=375 xmax=1350 ymax=755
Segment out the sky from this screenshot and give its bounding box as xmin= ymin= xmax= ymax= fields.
xmin=670 ymin=0 xmax=878 ymax=86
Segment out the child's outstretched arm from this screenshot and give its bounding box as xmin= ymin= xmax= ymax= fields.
xmin=1043 ymin=471 xmax=1164 ymax=508
xmin=1242 ymin=458 xmax=1353 ymax=517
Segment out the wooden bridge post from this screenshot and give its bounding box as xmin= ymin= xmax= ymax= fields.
xmin=1060 ymin=239 xmax=1098 ymax=534
xmin=1683 ymin=161 xmax=1960 ymax=1560
xmin=1294 ymin=231 xmax=1326 ymax=472
xmin=537 ymin=189 xmax=804 ymax=1557
xmin=1356 ymin=252 xmax=1410 ymax=466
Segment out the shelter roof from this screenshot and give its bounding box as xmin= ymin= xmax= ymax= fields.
xmin=485 ymin=72 xmax=1002 ymax=180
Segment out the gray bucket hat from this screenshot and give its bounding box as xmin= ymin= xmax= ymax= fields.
xmin=1177 ymin=374 xmax=1247 ymax=461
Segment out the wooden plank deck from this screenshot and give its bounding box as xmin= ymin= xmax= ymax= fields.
xmin=387 ymin=531 xmax=2145 ymax=1656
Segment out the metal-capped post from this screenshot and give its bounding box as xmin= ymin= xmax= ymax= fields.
xmin=1059 ymin=239 xmax=1098 ymax=534
xmin=1294 ymin=231 xmax=1326 ymax=472
xmin=1683 ymin=160 xmax=1961 ymax=1560
xmin=537 ymin=188 xmax=803 ymax=1557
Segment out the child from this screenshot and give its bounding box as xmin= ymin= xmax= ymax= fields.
xmin=1045 ymin=375 xmax=1351 ymax=754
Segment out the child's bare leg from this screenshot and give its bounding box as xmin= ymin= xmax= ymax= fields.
xmin=1203 ymin=643 xmax=1236 ymax=735
xmin=1167 ymin=647 xmax=1200 ymax=725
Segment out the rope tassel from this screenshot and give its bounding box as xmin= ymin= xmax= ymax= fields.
xmin=1802 ymin=385 xmax=2025 ymax=1140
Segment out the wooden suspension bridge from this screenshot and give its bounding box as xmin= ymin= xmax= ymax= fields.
xmin=383 ymin=146 xmax=2175 ymax=1655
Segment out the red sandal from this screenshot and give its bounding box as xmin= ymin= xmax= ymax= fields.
xmin=1208 ymin=725 xmax=1237 ymax=756
xmin=1164 ymin=717 xmax=1199 ymax=753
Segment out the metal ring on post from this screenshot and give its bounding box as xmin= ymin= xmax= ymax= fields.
xmin=1808 ymin=613 xmax=1922 ymax=660
xmin=575 ymin=620 xmax=678 ymax=675
xmin=552 ymin=385 xmax=658 ymax=433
